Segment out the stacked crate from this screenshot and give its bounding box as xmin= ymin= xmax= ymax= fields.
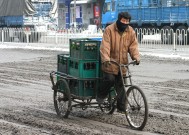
xmin=57 ymin=38 xmax=101 ymax=97
xmin=57 ymin=54 xmax=70 ymax=74
xmin=56 ymin=54 xmax=70 ymax=84
xmin=69 ymin=38 xmax=101 ymax=97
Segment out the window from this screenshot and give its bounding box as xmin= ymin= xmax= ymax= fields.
xmin=150 ymin=0 xmax=158 ymax=6
xmin=112 ymin=0 xmax=115 ymax=11
xmin=103 ymin=2 xmax=111 ymax=13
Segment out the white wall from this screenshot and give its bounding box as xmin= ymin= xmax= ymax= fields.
xmin=82 ymin=3 xmax=94 ymax=28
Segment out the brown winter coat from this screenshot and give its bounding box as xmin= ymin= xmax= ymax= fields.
xmin=100 ymin=22 xmax=140 ymax=75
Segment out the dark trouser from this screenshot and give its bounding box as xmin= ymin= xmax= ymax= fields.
xmin=97 ymin=72 xmax=126 ymax=109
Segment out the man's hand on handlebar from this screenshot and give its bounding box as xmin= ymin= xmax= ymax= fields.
xmin=136 ymin=60 xmax=140 ymax=65
xmin=103 ymin=61 xmax=111 ymax=67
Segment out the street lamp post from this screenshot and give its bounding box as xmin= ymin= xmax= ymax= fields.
xmin=73 ymin=0 xmax=76 ymax=29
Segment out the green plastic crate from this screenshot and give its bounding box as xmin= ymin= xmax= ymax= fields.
xmin=99 ymin=58 xmax=103 ymax=78
xmin=69 ymin=58 xmax=99 ymax=78
xmin=69 ymin=79 xmax=98 ymax=97
xmin=57 ymin=79 xmax=113 ymax=98
xmin=69 ymin=38 xmax=101 ymax=60
xmin=57 ymin=54 xmax=70 ymax=74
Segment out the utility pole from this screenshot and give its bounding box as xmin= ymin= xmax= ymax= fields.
xmin=73 ymin=0 xmax=76 ymax=29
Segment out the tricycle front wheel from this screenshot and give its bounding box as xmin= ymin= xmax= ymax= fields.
xmin=126 ymin=85 xmax=148 ymax=130
xmin=53 ymin=79 xmax=71 ymax=118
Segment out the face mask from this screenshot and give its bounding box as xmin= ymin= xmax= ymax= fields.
xmin=116 ymin=20 xmax=128 ymax=32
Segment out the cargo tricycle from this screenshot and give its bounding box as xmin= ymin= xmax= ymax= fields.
xmin=49 ymin=38 xmax=148 ymax=130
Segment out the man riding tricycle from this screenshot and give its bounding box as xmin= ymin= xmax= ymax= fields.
xmin=50 ymin=12 xmax=148 ymax=130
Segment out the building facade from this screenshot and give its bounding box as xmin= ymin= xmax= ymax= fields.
xmin=58 ymin=0 xmax=101 ymax=29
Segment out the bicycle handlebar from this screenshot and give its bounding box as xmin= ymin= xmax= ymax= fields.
xmin=102 ymin=59 xmax=137 ymax=67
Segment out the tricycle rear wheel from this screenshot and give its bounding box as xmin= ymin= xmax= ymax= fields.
xmin=97 ymin=86 xmax=117 ymax=114
xmin=53 ymin=79 xmax=71 ymax=118
xmin=99 ymin=92 xmax=116 ymax=114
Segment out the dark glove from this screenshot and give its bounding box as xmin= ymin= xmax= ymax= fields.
xmin=136 ymin=60 xmax=140 ymax=65
xmin=103 ymin=61 xmax=111 ymax=67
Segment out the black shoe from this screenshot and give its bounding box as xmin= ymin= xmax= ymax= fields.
xmin=117 ymin=109 xmax=126 ymax=114
xmin=117 ymin=105 xmax=126 ymax=114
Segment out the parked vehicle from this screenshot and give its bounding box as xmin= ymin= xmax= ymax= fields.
xmin=0 ymin=0 xmax=58 ymax=42
xmin=102 ymin=0 xmax=189 ymax=44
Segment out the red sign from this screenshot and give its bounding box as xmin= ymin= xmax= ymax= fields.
xmin=94 ymin=5 xmax=100 ymax=18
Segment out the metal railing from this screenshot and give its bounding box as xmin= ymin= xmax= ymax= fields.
xmin=135 ymin=28 xmax=189 ymax=51
xmin=0 ymin=27 xmax=188 ymax=51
